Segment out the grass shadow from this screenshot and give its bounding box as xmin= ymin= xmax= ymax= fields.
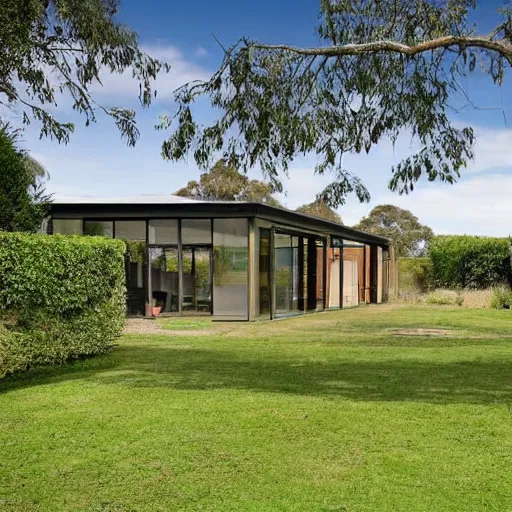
xmin=2 ymin=342 xmax=512 ymax=406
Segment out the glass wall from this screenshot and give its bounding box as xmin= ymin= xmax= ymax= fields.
xmin=116 ymin=220 xmax=146 ymax=241
xmin=213 ymin=219 xmax=248 ymax=318
xmin=149 ymin=247 xmax=179 ymax=313
xmin=181 ymin=247 xmax=212 ymax=313
xmin=84 ymin=220 xmax=113 ymax=237
xmin=274 ymin=233 xmax=300 ymax=316
xmin=53 ymin=219 xmax=82 ymax=235
xmin=316 ymin=240 xmax=325 ymax=310
xmin=149 ymin=219 xmax=178 ymax=244
xmin=114 ymin=221 xmax=146 ymax=316
xmin=182 ymin=219 xmax=211 ymax=245
xmin=258 ymin=229 xmax=271 ymax=318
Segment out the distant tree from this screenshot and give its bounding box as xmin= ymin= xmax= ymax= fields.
xmin=296 ymin=200 xmax=343 ymax=224
xmin=0 ymin=125 xmax=51 ymax=232
xmin=175 ymin=159 xmax=282 ymax=205
xmin=0 ymin=0 xmax=169 ymax=146
xmin=355 ymin=205 xmax=433 ymax=257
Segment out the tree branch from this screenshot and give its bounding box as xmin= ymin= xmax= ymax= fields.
xmin=251 ymin=32 xmax=512 ymax=59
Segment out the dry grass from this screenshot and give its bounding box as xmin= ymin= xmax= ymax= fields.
xmin=460 ymin=289 xmax=493 ymax=309
xmin=398 ymin=288 xmax=494 ymax=309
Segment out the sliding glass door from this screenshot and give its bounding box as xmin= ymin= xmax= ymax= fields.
xmin=182 ymin=247 xmax=212 ymax=313
xmin=274 ymin=233 xmax=300 ymax=316
xmin=149 ymin=247 xmax=180 ymax=313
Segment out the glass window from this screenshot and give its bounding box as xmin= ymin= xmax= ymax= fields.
xmin=149 ymin=247 xmax=179 ymax=313
xmin=114 ymin=221 xmax=146 ymax=316
xmin=213 ymin=219 xmax=248 ymax=318
xmin=274 ymin=233 xmax=300 ymax=316
xmin=258 ymin=229 xmax=271 ymax=318
xmin=182 ymin=219 xmax=211 ymax=245
xmin=115 ymin=220 xmax=146 ymax=241
xmin=53 ymin=219 xmax=82 ymax=235
xmin=182 ymin=247 xmax=212 ymax=313
xmin=84 ymin=221 xmax=113 ymax=238
xmin=149 ymin=219 xmax=178 ymax=245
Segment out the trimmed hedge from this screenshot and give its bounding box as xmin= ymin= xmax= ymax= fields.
xmin=429 ymin=235 xmax=512 ymax=289
xmin=399 ymin=258 xmax=432 ymax=294
xmin=0 ymin=233 xmax=126 ymax=378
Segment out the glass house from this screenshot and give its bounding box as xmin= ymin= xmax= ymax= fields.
xmin=48 ymin=196 xmax=397 ymax=321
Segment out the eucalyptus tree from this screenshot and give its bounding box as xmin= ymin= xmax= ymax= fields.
xmin=0 ymin=0 xmax=169 ymax=146
xmin=175 ymin=159 xmax=282 ymax=205
xmin=296 ymin=200 xmax=343 ymax=224
xmin=355 ymin=205 xmax=434 ymax=257
xmin=159 ymin=0 xmax=511 ymax=206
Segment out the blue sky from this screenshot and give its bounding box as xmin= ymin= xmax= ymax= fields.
xmin=14 ymin=0 xmax=512 ymax=235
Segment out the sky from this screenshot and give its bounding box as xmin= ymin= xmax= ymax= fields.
xmin=11 ymin=0 xmax=512 ymax=236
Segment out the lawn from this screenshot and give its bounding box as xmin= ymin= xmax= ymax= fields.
xmin=2 ymin=305 xmax=512 ymax=511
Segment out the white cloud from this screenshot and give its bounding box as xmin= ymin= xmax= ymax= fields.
xmin=195 ymin=47 xmax=208 ymax=58
xmin=466 ymin=126 xmax=512 ymax=173
xmin=90 ymin=45 xmax=211 ymax=102
xmin=372 ymin=174 xmax=512 ymax=237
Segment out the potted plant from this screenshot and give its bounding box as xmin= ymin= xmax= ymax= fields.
xmin=151 ymin=299 xmax=162 ymax=318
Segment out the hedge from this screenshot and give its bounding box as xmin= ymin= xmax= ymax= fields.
xmin=398 ymin=258 xmax=432 ymax=294
xmin=0 ymin=233 xmax=126 ymax=378
xmin=429 ymin=235 xmax=512 ymax=289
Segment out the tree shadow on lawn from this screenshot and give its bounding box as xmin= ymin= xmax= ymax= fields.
xmin=2 ymin=343 xmax=512 ymax=406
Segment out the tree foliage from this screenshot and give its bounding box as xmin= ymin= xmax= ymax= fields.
xmin=159 ymin=0 xmax=512 ymax=206
xmin=0 ymin=125 xmax=51 ymax=232
xmin=175 ymin=159 xmax=282 ymax=205
xmin=355 ymin=204 xmax=433 ymax=257
xmin=0 ymin=0 xmax=169 ymax=146
xmin=296 ymin=200 xmax=343 ymax=224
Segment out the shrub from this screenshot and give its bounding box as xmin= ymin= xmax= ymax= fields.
xmin=399 ymin=258 xmax=432 ymax=294
xmin=429 ymin=235 xmax=512 ymax=289
xmin=490 ymin=285 xmax=512 ymax=310
xmin=0 ymin=233 xmax=125 ymax=378
xmin=425 ymin=289 xmax=464 ymax=306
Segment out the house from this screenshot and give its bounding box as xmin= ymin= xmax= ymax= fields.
xmin=48 ymin=195 xmax=397 ymax=321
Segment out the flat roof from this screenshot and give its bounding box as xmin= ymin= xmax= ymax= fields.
xmin=50 ymin=195 xmax=390 ymax=246
xmin=52 ymin=194 xmax=204 ymax=205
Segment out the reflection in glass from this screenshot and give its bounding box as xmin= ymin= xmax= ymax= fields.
xmin=84 ymin=220 xmax=113 ymax=237
xmin=182 ymin=247 xmax=212 ymax=312
xmin=149 ymin=219 xmax=178 ymax=244
xmin=213 ymin=219 xmax=248 ymax=318
xmin=316 ymin=240 xmax=325 ymax=310
xmin=53 ymin=219 xmax=82 ymax=235
xmin=275 ymin=233 xmax=300 ymax=316
xmin=115 ymin=220 xmax=146 ymax=241
xmin=182 ymin=219 xmax=211 ymax=245
xmin=114 ymin=221 xmax=146 ymax=316
xmin=258 ymin=229 xmax=271 ymax=318
xmin=149 ymin=247 xmax=179 ymax=313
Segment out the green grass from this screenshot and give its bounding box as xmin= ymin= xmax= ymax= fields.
xmin=2 ymin=305 xmax=512 ymax=511
xmin=157 ymin=317 xmax=212 ymax=330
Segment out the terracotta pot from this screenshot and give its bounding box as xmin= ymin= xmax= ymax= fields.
xmin=152 ymin=306 xmax=162 ymax=318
